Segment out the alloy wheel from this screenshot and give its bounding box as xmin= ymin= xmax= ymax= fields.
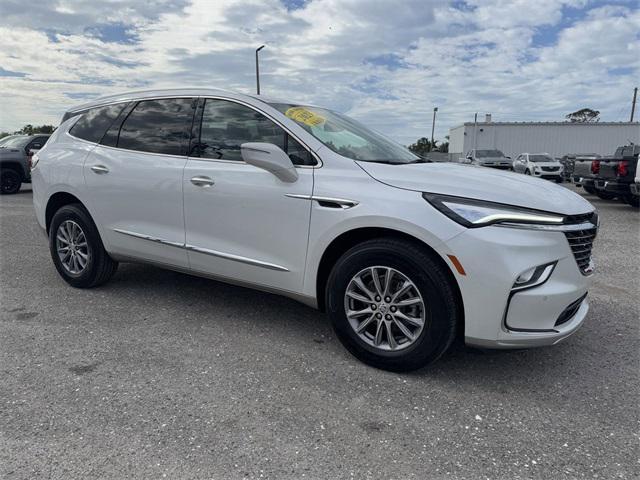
xmin=344 ymin=266 xmax=426 ymax=351
xmin=56 ymin=220 xmax=90 ymax=275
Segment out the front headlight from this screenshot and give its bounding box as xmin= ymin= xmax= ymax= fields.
xmin=422 ymin=193 xmax=565 ymax=228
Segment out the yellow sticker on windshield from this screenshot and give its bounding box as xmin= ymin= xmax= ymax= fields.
xmin=285 ymin=107 xmax=326 ymax=127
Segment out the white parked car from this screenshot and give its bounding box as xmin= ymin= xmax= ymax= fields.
xmin=513 ymin=153 xmax=564 ymax=182
xmin=32 ymin=88 xmax=598 ymax=371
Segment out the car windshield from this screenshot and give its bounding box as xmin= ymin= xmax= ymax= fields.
xmin=476 ymin=150 xmax=505 ymax=158
xmin=270 ymin=103 xmax=420 ymax=163
xmin=529 ymin=154 xmax=555 ymax=162
xmin=0 ymin=136 xmax=29 ymax=148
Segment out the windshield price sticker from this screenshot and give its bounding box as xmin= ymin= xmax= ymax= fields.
xmin=285 ymin=107 xmax=326 ymax=127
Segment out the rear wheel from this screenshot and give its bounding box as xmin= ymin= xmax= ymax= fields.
xmin=595 ymin=190 xmax=616 ymax=200
xmin=0 ymin=169 xmax=21 ymax=194
xmin=326 ymin=238 xmax=459 ymax=372
xmin=583 ymin=185 xmax=597 ymax=195
xmin=49 ymin=204 xmax=118 ymax=288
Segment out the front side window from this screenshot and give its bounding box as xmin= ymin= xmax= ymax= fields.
xmin=197 ymin=99 xmax=314 ymax=166
xmin=270 ymin=103 xmax=419 ymax=164
xmin=117 ymin=98 xmax=194 ymax=156
xmin=69 ymin=104 xmax=127 ymax=143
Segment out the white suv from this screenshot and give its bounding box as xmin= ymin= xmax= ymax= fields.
xmin=32 ymin=88 xmax=598 ymax=371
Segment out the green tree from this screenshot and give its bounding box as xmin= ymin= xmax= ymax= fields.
xmin=565 ymin=108 xmax=600 ymax=123
xmin=16 ymin=124 xmax=56 ymax=135
xmin=408 ymin=137 xmax=438 ymax=156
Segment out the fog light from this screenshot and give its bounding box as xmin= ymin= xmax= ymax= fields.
xmin=512 ymin=262 xmax=556 ymax=292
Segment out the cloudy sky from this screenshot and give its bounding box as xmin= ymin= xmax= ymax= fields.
xmin=0 ymin=0 xmax=638 ymax=144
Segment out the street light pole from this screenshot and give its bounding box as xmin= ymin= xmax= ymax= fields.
xmin=255 ymin=45 xmax=265 ymax=95
xmin=431 ymin=107 xmax=438 ymax=149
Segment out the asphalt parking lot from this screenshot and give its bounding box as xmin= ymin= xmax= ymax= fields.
xmin=1 ymin=184 xmax=638 ymax=479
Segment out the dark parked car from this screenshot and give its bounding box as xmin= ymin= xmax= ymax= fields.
xmin=571 ymin=154 xmax=603 ymax=195
xmin=594 ymin=144 xmax=639 ymax=207
xmin=0 ymin=134 xmax=50 ymax=194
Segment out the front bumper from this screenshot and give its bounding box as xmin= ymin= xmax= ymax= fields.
xmin=594 ymin=179 xmax=631 ymax=195
xmin=446 ymin=224 xmax=591 ymax=349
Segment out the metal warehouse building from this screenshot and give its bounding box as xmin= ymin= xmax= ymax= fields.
xmin=449 ymin=119 xmax=640 ymax=159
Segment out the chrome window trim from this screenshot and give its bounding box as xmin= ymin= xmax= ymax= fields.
xmin=65 ymin=95 xmax=321 ymax=168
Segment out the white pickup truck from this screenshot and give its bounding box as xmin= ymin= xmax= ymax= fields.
xmin=459 ymin=149 xmax=512 ymax=170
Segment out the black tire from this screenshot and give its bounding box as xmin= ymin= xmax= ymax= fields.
xmin=595 ymin=190 xmax=616 ymax=200
xmin=326 ymin=238 xmax=460 ymax=372
xmin=524 ymin=169 xmax=531 ymax=175
xmin=0 ymin=169 xmax=22 ymax=194
xmin=583 ymin=185 xmax=597 ymax=195
xmin=49 ymin=204 xmax=118 ymax=288
xmin=622 ymin=195 xmax=639 ymax=208
xmin=555 ymin=177 xmax=563 ymax=183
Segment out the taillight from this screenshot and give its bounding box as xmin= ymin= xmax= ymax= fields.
xmin=617 ymin=160 xmax=629 ymax=177
xmin=591 ymin=160 xmax=600 ymax=174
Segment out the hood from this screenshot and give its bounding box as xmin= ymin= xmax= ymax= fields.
xmin=530 ymin=161 xmax=562 ymax=168
xmin=356 ymin=161 xmax=593 ymax=215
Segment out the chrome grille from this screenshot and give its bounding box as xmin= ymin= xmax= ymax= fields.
xmin=564 ymin=227 xmax=597 ymax=274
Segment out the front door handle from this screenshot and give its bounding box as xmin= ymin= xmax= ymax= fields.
xmin=190 ymin=176 xmax=214 ymax=187
xmin=90 ymin=165 xmax=109 ymax=174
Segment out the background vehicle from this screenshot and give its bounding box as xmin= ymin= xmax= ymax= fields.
xmin=594 ymin=144 xmax=639 ymax=207
xmin=0 ymin=134 xmax=49 ymax=194
xmin=0 ymin=135 xmax=23 ymax=147
xmin=32 ymin=88 xmax=596 ymax=372
xmin=512 ymin=153 xmax=563 ymax=182
xmin=459 ymin=149 xmax=512 ymax=169
xmin=571 ymin=154 xmax=602 ymax=194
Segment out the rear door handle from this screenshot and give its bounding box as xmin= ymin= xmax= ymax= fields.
xmin=90 ymin=165 xmax=109 ymax=174
xmin=190 ymin=176 xmax=214 ymax=187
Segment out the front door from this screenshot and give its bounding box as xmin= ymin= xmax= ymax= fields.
xmin=84 ymin=97 xmax=195 ymax=268
xmin=183 ymin=98 xmax=315 ymax=293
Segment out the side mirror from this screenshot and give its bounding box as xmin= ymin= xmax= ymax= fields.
xmin=241 ymin=142 xmax=298 ymax=183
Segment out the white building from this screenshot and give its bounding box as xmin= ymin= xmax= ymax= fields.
xmin=448 ymin=118 xmax=640 ymax=159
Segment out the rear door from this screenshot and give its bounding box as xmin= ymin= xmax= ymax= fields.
xmin=183 ymin=97 xmax=315 ymax=293
xmin=84 ymin=97 xmax=196 ymax=267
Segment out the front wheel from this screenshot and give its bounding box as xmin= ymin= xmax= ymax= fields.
xmin=326 ymin=238 xmax=460 ymax=372
xmin=524 ymin=169 xmax=531 ymax=175
xmin=49 ymin=204 xmax=118 ymax=288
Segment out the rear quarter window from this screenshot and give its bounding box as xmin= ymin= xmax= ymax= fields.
xmin=69 ymin=104 xmax=129 ymax=143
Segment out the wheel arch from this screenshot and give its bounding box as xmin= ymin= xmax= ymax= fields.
xmin=45 ymin=191 xmax=87 ymax=234
xmin=315 ymin=226 xmax=464 ymax=334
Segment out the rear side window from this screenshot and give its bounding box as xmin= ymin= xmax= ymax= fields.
xmin=196 ymin=99 xmax=315 ymax=165
xmin=117 ymin=98 xmax=194 ymax=156
xmin=69 ymin=104 xmax=128 ymax=143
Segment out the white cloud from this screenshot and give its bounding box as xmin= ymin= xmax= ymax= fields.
xmin=0 ymin=0 xmax=638 ymax=145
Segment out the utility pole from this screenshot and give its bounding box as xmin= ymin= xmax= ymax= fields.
xmin=430 ymin=107 xmax=438 ymax=150
xmin=631 ymin=87 xmax=638 ymax=122
xmin=473 ymin=112 xmax=478 ymax=153
xmin=255 ymin=45 xmax=265 ymax=95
